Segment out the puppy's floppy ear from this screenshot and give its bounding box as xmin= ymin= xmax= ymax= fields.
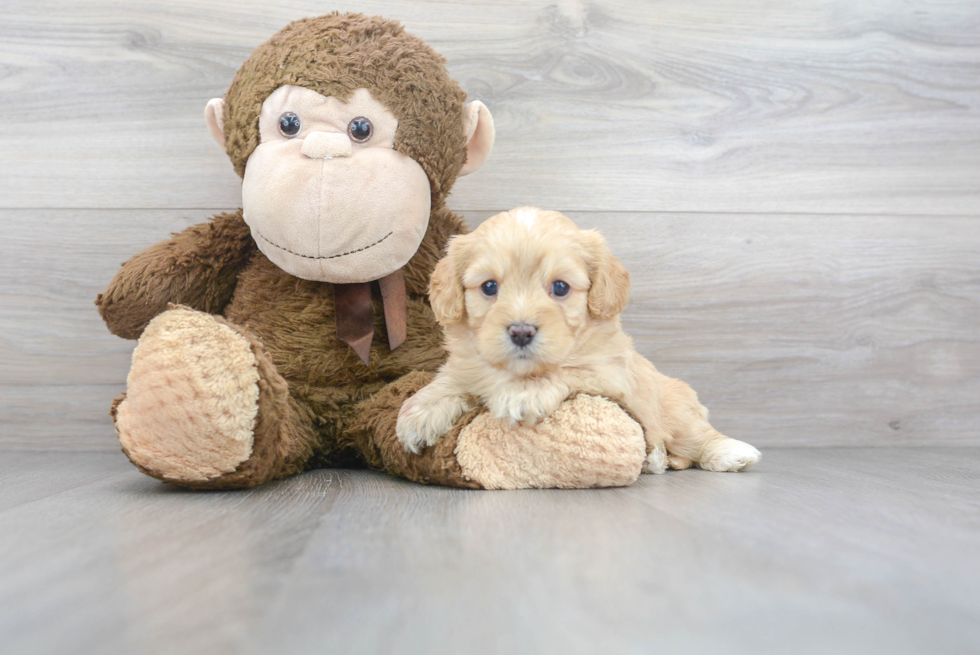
xmin=583 ymin=230 xmax=631 ymax=320
xmin=429 ymin=235 xmax=467 ymax=325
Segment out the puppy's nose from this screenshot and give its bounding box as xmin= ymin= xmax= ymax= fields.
xmin=508 ymin=323 xmax=537 ymax=347
xmin=301 ymin=131 xmax=352 ymax=159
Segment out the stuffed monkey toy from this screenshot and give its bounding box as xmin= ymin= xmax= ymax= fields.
xmin=96 ymin=13 xmax=647 ymax=490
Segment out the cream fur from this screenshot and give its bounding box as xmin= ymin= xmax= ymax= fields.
xmin=301 ymin=131 xmax=353 ymax=159
xmin=241 ymin=85 xmax=431 ymax=284
xmin=115 ymin=308 xmax=260 ymax=482
xmin=397 ymin=207 xmax=761 ymax=473
xmin=213 ymin=83 xmax=494 ymax=284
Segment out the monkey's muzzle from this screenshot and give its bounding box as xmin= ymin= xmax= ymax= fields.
xmin=301 ymin=131 xmax=352 ymax=159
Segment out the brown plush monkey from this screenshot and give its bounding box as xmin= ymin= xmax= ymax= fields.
xmin=96 ymin=13 xmax=646 ymax=490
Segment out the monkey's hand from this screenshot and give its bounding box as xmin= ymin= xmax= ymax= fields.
xmin=96 ymin=211 xmax=254 ymax=339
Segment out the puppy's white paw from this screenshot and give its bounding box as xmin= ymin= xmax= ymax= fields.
xmin=642 ymin=442 xmax=668 ymax=475
xmin=489 ymin=383 xmax=568 ymax=426
xmin=491 ymin=397 xmax=547 ymax=425
xmin=396 ymin=396 xmax=457 ymax=454
xmin=489 ymin=393 xmax=533 ymax=424
xmin=699 ymin=438 xmax=761 ymax=472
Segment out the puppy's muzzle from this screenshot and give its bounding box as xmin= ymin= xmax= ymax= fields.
xmin=508 ymin=323 xmax=537 ymax=347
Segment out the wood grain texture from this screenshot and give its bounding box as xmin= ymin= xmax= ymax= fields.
xmin=1 ymin=1 xmax=978 ymax=451
xmin=2 ymin=209 xmax=978 ymax=449
xmin=0 ymin=451 xmax=131 ymax=511
xmin=0 ymin=0 xmax=978 ymax=213
xmin=1 ymin=449 xmax=978 ymax=654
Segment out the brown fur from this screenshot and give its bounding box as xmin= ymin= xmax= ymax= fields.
xmin=99 ymin=203 xmax=471 ymax=488
xmin=222 ymin=13 xmax=468 ymax=208
xmin=97 ymin=14 xmax=482 ymax=488
xmin=96 ymin=212 xmax=255 ymax=339
xmin=347 ymin=371 xmax=482 ymax=488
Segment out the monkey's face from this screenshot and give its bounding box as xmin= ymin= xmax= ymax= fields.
xmin=240 ymin=85 xmax=431 ymax=283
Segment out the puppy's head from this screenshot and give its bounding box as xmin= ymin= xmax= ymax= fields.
xmin=429 ymin=207 xmax=630 ymax=375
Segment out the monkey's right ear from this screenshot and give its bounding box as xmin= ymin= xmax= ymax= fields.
xmin=205 ymin=98 xmax=226 ymax=150
xmin=428 ymin=238 xmax=467 ymax=326
xmin=459 ymin=101 xmax=494 ymax=177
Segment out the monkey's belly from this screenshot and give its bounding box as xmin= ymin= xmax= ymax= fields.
xmin=223 ymin=255 xmax=446 ymax=392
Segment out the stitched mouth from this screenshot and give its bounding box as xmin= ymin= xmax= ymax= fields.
xmin=255 ymin=230 xmax=394 ymax=260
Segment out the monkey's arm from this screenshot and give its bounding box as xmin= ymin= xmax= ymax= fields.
xmin=96 ymin=210 xmax=255 ymax=339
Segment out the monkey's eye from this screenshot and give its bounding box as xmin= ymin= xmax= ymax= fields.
xmin=278 ymin=112 xmax=301 ymax=138
xmin=551 ymin=280 xmax=570 ymax=297
xmin=481 ymin=280 xmax=498 ymax=297
xmin=348 ymin=117 xmax=373 ymax=143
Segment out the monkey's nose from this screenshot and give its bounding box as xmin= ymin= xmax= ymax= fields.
xmin=301 ymin=131 xmax=352 ymax=159
xmin=508 ymin=323 xmax=537 ymax=347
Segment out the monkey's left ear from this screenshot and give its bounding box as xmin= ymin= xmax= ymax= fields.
xmin=459 ymin=101 xmax=495 ymax=177
xmin=204 ymin=98 xmax=226 ymax=150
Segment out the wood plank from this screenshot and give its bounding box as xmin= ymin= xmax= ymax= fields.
xmin=1 ymin=0 xmax=978 ymax=213
xmin=0 ymin=453 xmax=347 ymax=655
xmin=0 ymin=385 xmax=124 ymax=450
xmin=0 ymin=451 xmax=131 ymax=511
xmin=572 ymin=211 xmax=980 ymax=448
xmin=2 ymin=209 xmax=978 ymax=449
xmin=0 ymin=449 xmax=977 ymax=654
xmin=0 ymin=209 xmax=202 ymax=389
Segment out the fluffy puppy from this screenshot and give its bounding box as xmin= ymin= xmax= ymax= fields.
xmin=396 ymin=207 xmax=760 ymax=473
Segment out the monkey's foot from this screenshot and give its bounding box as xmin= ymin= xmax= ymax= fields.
xmin=353 ymin=379 xmax=647 ymax=490
xmin=114 ymin=308 xmax=260 ymax=483
xmin=455 ymin=395 xmax=647 ymax=490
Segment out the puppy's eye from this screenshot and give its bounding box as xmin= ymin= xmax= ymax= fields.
xmin=551 ymin=280 xmax=570 ymax=297
xmin=348 ymin=117 xmax=373 ymax=143
xmin=481 ymin=280 xmax=498 ymax=297
xmin=278 ymin=112 xmax=301 ymax=138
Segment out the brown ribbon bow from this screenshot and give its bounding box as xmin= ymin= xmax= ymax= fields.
xmin=333 ymin=269 xmax=407 ymax=367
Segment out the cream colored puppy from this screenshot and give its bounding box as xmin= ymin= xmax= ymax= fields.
xmin=396 ymin=207 xmax=760 ymax=473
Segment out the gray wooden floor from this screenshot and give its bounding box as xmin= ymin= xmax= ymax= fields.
xmin=1 ymin=448 xmax=978 ymax=655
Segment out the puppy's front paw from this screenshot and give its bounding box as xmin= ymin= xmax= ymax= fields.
xmin=490 ymin=397 xmax=546 ymax=426
xmin=489 ymin=383 xmax=569 ymax=426
xmin=699 ymin=438 xmax=761 ymax=472
xmin=395 ymin=395 xmax=462 ymax=454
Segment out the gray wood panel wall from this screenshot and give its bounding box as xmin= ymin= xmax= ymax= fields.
xmin=1 ymin=1 xmax=978 ymax=450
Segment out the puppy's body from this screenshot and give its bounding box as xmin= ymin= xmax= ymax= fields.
xmin=397 ymin=208 xmax=760 ymax=473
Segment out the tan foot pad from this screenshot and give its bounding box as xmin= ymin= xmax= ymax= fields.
xmin=455 ymin=395 xmax=646 ymax=490
xmin=115 ymin=309 xmax=260 ymax=482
